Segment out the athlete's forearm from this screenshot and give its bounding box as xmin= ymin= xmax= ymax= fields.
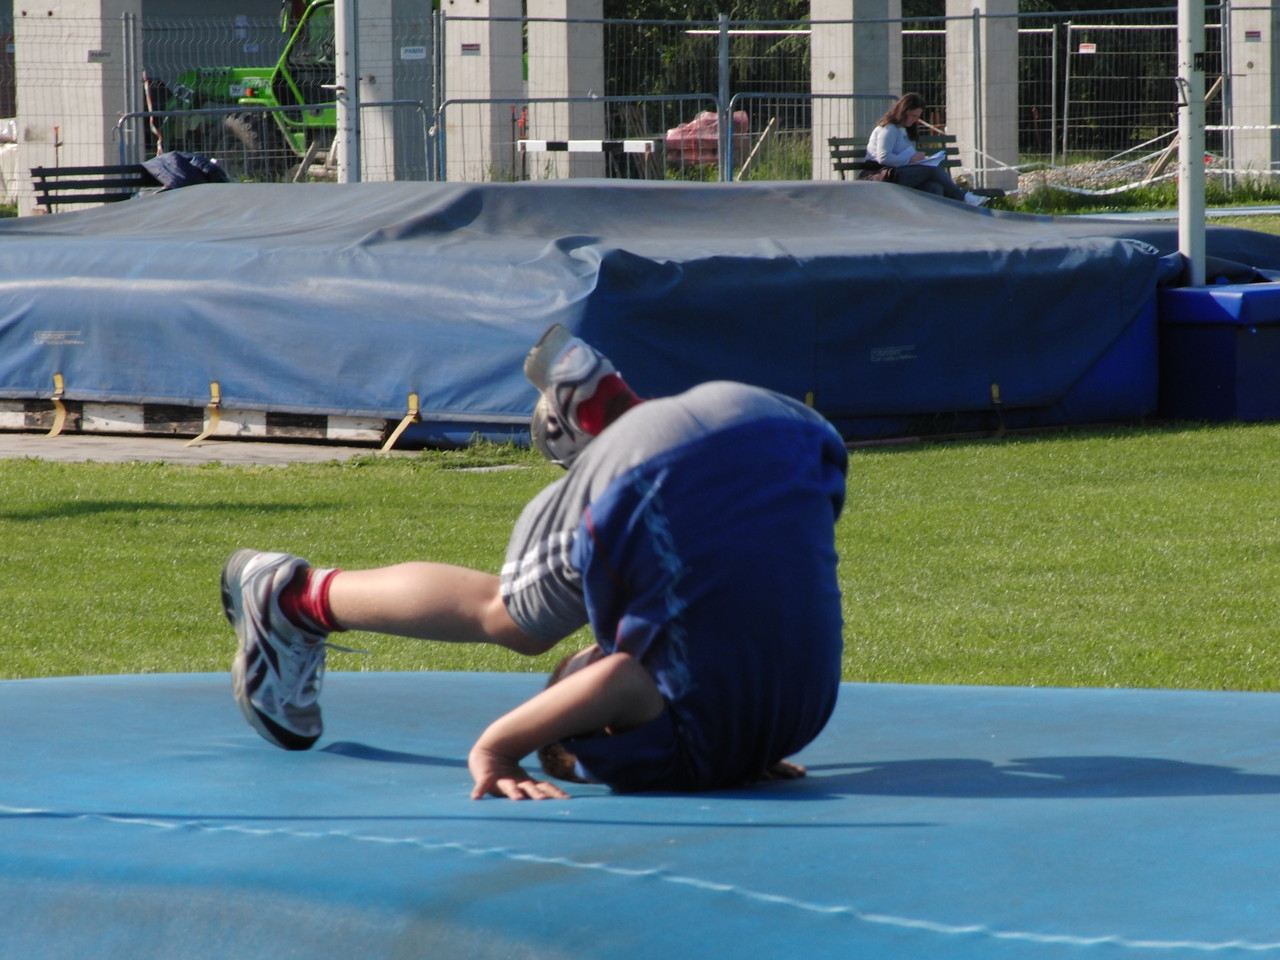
xmin=473 ymin=652 xmax=663 ymax=763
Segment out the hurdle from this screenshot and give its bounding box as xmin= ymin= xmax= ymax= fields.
xmin=518 ymin=139 xmax=661 ymax=179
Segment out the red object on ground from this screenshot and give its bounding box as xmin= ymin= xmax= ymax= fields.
xmin=665 ymin=110 xmax=750 ymax=166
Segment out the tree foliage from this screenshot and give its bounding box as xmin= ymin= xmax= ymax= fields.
xmin=604 ymin=0 xmax=1179 ymax=17
xmin=603 ymin=0 xmax=808 ymax=20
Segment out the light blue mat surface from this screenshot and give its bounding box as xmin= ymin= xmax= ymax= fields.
xmin=3 ymin=672 xmax=1278 ymax=959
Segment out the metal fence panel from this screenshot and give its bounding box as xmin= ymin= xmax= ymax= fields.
xmin=1 ymin=4 xmax=1266 ymax=199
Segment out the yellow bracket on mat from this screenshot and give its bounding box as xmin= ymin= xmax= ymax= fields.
xmin=186 ymin=382 xmax=222 ymax=447
xmin=381 ymin=393 xmax=421 ymax=454
xmin=46 ymin=373 xmax=67 ymax=438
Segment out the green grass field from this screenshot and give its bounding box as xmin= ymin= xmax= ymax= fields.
xmin=3 ymin=424 xmax=1276 ymax=691
xmin=1213 ymin=214 xmax=1280 ymax=235
xmin=4 ymin=211 xmax=1277 ymax=690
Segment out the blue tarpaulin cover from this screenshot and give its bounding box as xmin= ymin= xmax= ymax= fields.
xmin=1 ymin=180 xmax=1276 ymax=439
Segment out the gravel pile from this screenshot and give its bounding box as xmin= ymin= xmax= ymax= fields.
xmin=1015 ymin=154 xmax=1228 ymax=195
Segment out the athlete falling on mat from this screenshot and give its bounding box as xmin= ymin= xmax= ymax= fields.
xmin=221 ymin=324 xmax=848 ymax=799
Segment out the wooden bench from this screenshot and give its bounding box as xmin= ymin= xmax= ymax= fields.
xmin=31 ymin=164 xmax=162 ymax=210
xmin=828 ymin=134 xmax=959 ymax=180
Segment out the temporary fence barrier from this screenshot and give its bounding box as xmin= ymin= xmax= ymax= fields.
xmin=115 ymin=100 xmax=432 ymax=183
xmin=5 ymin=4 xmax=1277 ymax=198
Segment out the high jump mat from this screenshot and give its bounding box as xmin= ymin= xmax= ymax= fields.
xmin=2 ymin=671 xmax=1277 ymax=959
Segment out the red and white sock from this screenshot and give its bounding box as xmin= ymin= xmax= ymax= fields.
xmin=279 ymin=566 xmax=345 ymax=635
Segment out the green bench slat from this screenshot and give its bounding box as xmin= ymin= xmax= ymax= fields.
xmin=31 ymin=164 xmax=161 ymax=209
xmin=828 ymin=135 xmax=959 ymax=180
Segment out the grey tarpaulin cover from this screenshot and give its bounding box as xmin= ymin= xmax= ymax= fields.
xmin=2 ymin=179 xmax=1276 ymax=440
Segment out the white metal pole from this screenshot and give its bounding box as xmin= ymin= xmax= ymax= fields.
xmin=1050 ymin=22 xmax=1059 ymax=170
xmin=718 ymin=14 xmax=730 ymax=182
xmin=335 ymin=0 xmax=361 ymax=183
xmin=971 ymin=9 xmax=984 ymax=189
xmin=1178 ymin=0 xmax=1206 ymax=286
xmin=1062 ymin=22 xmax=1073 ymax=161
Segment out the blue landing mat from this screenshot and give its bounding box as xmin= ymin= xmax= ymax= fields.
xmin=2 ymin=672 xmax=1278 ymax=959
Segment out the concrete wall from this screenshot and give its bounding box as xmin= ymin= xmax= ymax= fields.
xmin=357 ymin=0 xmax=432 ymax=181
xmin=1230 ymin=4 xmax=1280 ymax=180
xmin=810 ymin=0 xmax=901 ymax=181
xmin=440 ymin=0 xmax=522 ymax=181
xmin=945 ymin=0 xmax=1018 ymax=192
xmin=14 ymin=0 xmax=141 ymax=214
xmin=525 ymin=0 xmax=604 ymax=179
xmin=6 ymin=0 xmax=280 ymax=14
xmin=143 ymin=0 xmax=277 ymax=16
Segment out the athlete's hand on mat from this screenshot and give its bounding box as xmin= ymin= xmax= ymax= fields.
xmin=469 ymin=746 xmax=570 ymax=801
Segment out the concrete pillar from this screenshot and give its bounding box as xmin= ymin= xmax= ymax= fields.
xmin=14 ymin=0 xmax=143 ymax=214
xmin=441 ymin=0 xmax=523 ymax=181
xmin=359 ymin=0 xmax=433 ymax=182
xmin=1230 ymin=4 xmax=1280 ymax=181
xmin=945 ymin=0 xmax=1018 ymax=192
xmin=810 ymin=0 xmax=901 ymax=181
xmin=334 ymin=0 xmax=360 ymax=182
xmin=524 ymin=0 xmax=605 ymax=179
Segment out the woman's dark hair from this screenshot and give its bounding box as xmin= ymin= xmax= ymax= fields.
xmin=877 ymin=92 xmax=926 ymax=140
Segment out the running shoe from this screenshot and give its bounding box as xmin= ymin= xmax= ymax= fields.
xmin=223 ymin=549 xmax=328 ymax=751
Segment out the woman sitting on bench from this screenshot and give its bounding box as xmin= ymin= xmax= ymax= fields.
xmin=864 ymin=93 xmax=987 ymax=206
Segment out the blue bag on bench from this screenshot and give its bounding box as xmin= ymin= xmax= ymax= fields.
xmin=141 ymin=151 xmax=230 ymax=190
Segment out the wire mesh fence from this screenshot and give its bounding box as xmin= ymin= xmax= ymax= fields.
xmin=114 ymin=101 xmax=431 ymax=183
xmin=0 ymin=21 xmax=15 ymax=120
xmin=1 ymin=3 xmax=1273 ymax=204
xmin=132 ymin=13 xmax=315 ymax=176
xmin=902 ymin=25 xmax=948 ymax=127
xmin=487 ymin=6 xmax=1236 ymax=192
xmin=131 ymin=14 xmax=431 ymax=181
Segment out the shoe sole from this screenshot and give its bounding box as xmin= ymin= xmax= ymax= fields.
xmin=223 ymin=549 xmax=320 ymax=751
xmin=523 ymin=323 xmax=574 ymax=392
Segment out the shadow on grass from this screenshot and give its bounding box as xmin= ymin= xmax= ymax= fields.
xmin=0 ymin=500 xmax=330 ymax=522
